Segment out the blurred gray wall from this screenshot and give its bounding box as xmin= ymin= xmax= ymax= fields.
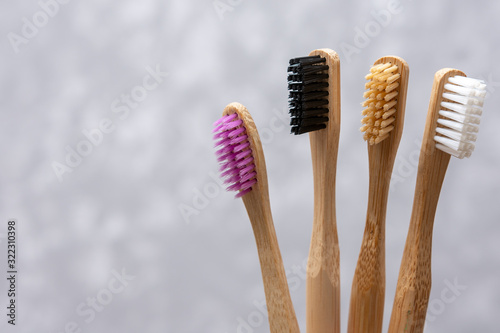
xmin=0 ymin=0 xmax=499 ymax=332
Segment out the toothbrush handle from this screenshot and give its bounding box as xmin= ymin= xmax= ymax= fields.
xmin=306 ymin=226 xmax=341 ymax=333
xmin=306 ymin=129 xmax=341 ymax=333
xmin=348 ymin=141 xmax=396 ymax=333
xmin=388 ymin=148 xmax=450 ymax=333
xmin=243 ymin=193 xmax=300 ymax=333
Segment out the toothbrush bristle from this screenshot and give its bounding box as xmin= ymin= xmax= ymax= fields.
xmin=213 ymin=113 xmax=257 ymax=198
xmin=361 ymin=62 xmax=401 ymax=145
xmin=287 ymin=55 xmax=329 ymax=135
xmin=434 ymin=76 xmax=486 ymax=159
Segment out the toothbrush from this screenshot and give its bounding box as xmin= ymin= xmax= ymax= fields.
xmin=347 ymin=56 xmax=409 ymax=333
xmin=388 ymin=69 xmax=486 ymax=332
xmin=287 ymin=48 xmax=341 ymax=333
xmin=213 ymin=102 xmax=300 ymax=333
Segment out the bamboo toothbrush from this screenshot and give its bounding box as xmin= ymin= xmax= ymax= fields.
xmin=347 ymin=56 xmax=409 ymax=333
xmin=388 ymin=69 xmax=486 ymax=332
xmin=213 ymin=102 xmax=300 ymax=333
xmin=287 ymin=48 xmax=341 ymax=333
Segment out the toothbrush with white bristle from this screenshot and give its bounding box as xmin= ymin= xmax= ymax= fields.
xmin=388 ymin=69 xmax=486 ymax=333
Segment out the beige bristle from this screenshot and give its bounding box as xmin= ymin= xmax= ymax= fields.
xmin=360 ymin=62 xmax=401 ymax=145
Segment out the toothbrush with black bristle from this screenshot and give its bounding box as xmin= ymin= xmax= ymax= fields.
xmin=388 ymin=69 xmax=486 ymax=332
xmin=213 ymin=102 xmax=300 ymax=333
xmin=288 ymin=48 xmax=341 ymax=333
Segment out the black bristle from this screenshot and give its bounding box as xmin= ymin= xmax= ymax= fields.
xmin=289 ymin=108 xmax=329 ymax=118
xmin=289 ymin=55 xmax=324 ymax=65
xmin=288 ymin=90 xmax=328 ymax=102
xmin=288 ymin=81 xmax=329 ymax=93
xmin=287 ymin=55 xmax=329 ymax=135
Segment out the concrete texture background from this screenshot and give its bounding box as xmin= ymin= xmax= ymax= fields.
xmin=0 ymin=0 xmax=499 ymax=332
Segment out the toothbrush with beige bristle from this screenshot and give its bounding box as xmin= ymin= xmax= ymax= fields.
xmin=388 ymin=69 xmax=486 ymax=332
xmin=347 ymin=56 xmax=409 ymax=333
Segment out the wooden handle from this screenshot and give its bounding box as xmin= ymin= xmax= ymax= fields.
xmin=348 ymin=56 xmax=409 ymax=333
xmin=224 ymin=103 xmax=300 ymax=333
xmin=305 ymin=49 xmax=341 ymax=333
xmin=388 ymin=69 xmax=465 ymax=333
xmin=243 ymin=194 xmax=300 ymax=333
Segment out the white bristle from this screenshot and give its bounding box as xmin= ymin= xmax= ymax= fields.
xmin=439 ymin=110 xmax=480 ymax=125
xmin=441 ymin=101 xmax=482 ymax=116
xmin=435 ymin=127 xmax=477 ymax=142
xmin=434 ymin=135 xmax=475 ymax=152
xmin=442 ymin=92 xmax=484 ymax=106
xmin=437 ymin=118 xmax=478 ymax=133
xmin=435 ymin=143 xmax=472 ymax=159
xmin=448 ymin=76 xmax=487 ymax=90
xmin=435 ymin=76 xmax=486 ymax=159
xmin=443 ymin=83 xmax=486 ymax=99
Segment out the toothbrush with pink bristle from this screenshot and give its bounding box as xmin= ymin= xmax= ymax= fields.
xmin=213 ymin=102 xmax=300 ymax=333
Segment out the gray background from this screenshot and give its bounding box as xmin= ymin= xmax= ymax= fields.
xmin=1 ymin=0 xmax=499 ymax=332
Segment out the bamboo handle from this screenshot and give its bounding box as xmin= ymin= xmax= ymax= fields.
xmin=388 ymin=69 xmax=464 ymax=333
xmin=306 ymin=49 xmax=341 ymax=333
xmin=243 ymin=193 xmax=301 ymax=333
xmin=347 ymin=143 xmax=391 ymax=333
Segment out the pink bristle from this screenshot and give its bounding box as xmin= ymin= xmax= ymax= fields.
xmin=212 ymin=115 xmax=227 ymax=127
xmin=224 ymin=175 xmax=240 ymax=185
xmin=213 ymin=123 xmax=228 ymax=133
xmin=212 ymin=113 xmax=257 ymax=198
xmin=217 ymin=151 xmax=235 ymax=162
xmin=213 ymin=115 xmax=237 ymax=133
xmin=234 ymin=142 xmax=250 ymax=151
xmin=240 ymin=171 xmax=256 ymax=183
xmin=225 ymin=119 xmax=243 ymax=130
xmin=229 ymin=127 xmax=245 ymax=137
xmin=227 ymin=182 xmax=242 ymax=191
xmin=213 ymin=132 xmax=230 ymax=144
xmin=213 ymin=130 xmax=229 ymax=139
xmin=220 ymin=159 xmax=237 ymax=170
xmin=235 ymin=188 xmax=252 ymax=198
xmin=240 ymin=178 xmax=257 ymax=191
xmin=230 ymin=135 xmax=247 ymax=145
xmin=213 ymin=113 xmax=236 ymax=126
xmin=221 ymin=166 xmax=239 ymax=177
xmin=237 ymin=157 xmax=253 ymax=168
xmin=240 ymin=165 xmax=255 ymax=176
xmin=235 ymin=149 xmax=252 ymax=160
xmin=215 ymin=145 xmax=233 ymax=156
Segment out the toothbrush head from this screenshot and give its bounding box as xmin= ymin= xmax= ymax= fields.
xmin=213 ymin=107 xmax=257 ymax=198
xmin=434 ymin=75 xmax=486 ymax=159
xmin=361 ymin=61 xmax=403 ymax=145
